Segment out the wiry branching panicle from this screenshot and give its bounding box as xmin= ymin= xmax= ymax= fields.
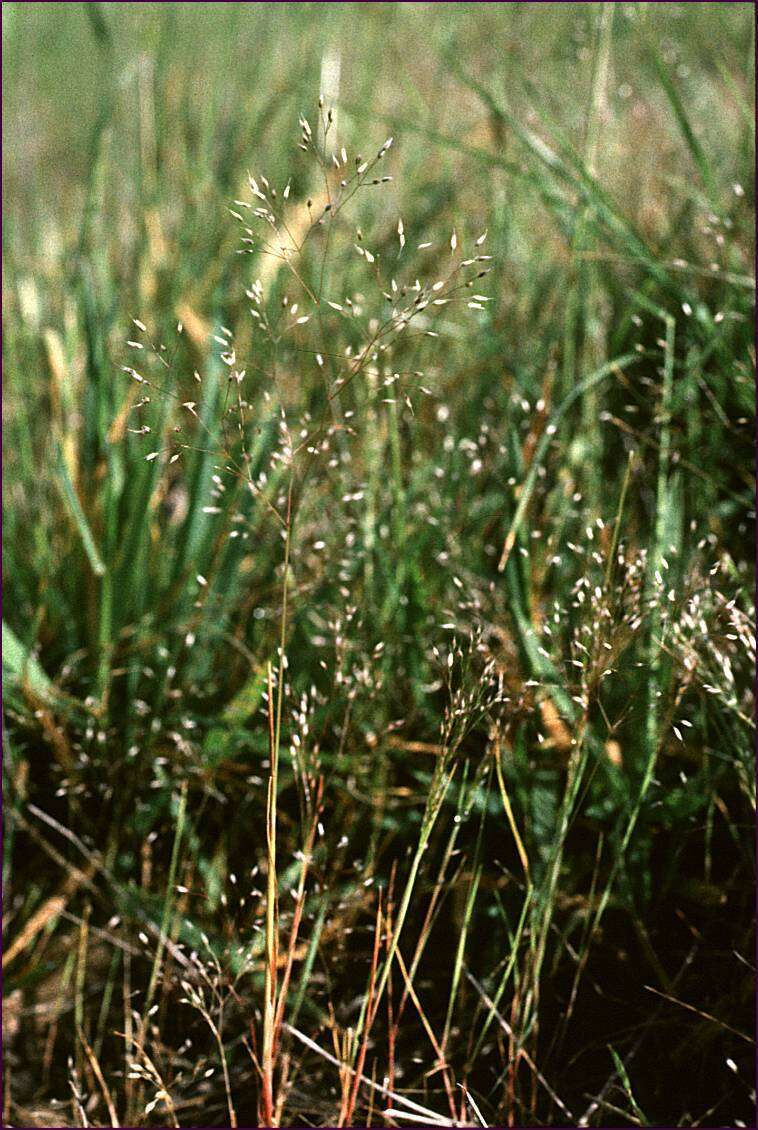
xmin=117 ymin=104 xmax=494 ymax=1127
xmin=126 ymin=113 xmax=491 ymax=486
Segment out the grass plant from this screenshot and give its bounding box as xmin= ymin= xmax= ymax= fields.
xmin=3 ymin=3 xmax=754 ymax=1126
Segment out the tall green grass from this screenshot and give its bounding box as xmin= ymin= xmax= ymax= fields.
xmin=3 ymin=3 xmax=755 ymax=1126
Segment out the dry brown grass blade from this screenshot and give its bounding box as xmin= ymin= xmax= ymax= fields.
xmin=44 ymin=326 xmax=79 ymax=485
xmin=465 ymin=970 xmax=574 ymax=1123
xmin=283 ymin=1023 xmax=457 ymax=1126
xmin=273 ymin=776 xmax=324 ymax=1047
xmin=35 ymin=706 xmax=77 ymax=773
xmin=340 ymin=893 xmax=383 ymax=1126
xmin=386 ymin=736 xmax=447 ymax=756
xmin=107 ymin=383 xmax=141 ymax=445
xmin=394 ymin=945 xmax=458 ymax=1122
xmin=77 ymin=1025 xmax=119 ymax=1127
xmin=3 ymin=862 xmax=97 ymax=967
xmin=257 ymin=194 xmax=325 ymax=293
xmin=643 ymin=985 xmax=755 ymax=1046
xmin=538 ymin=696 xmax=573 ymax=754
xmin=174 ymin=302 xmax=210 ymax=350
